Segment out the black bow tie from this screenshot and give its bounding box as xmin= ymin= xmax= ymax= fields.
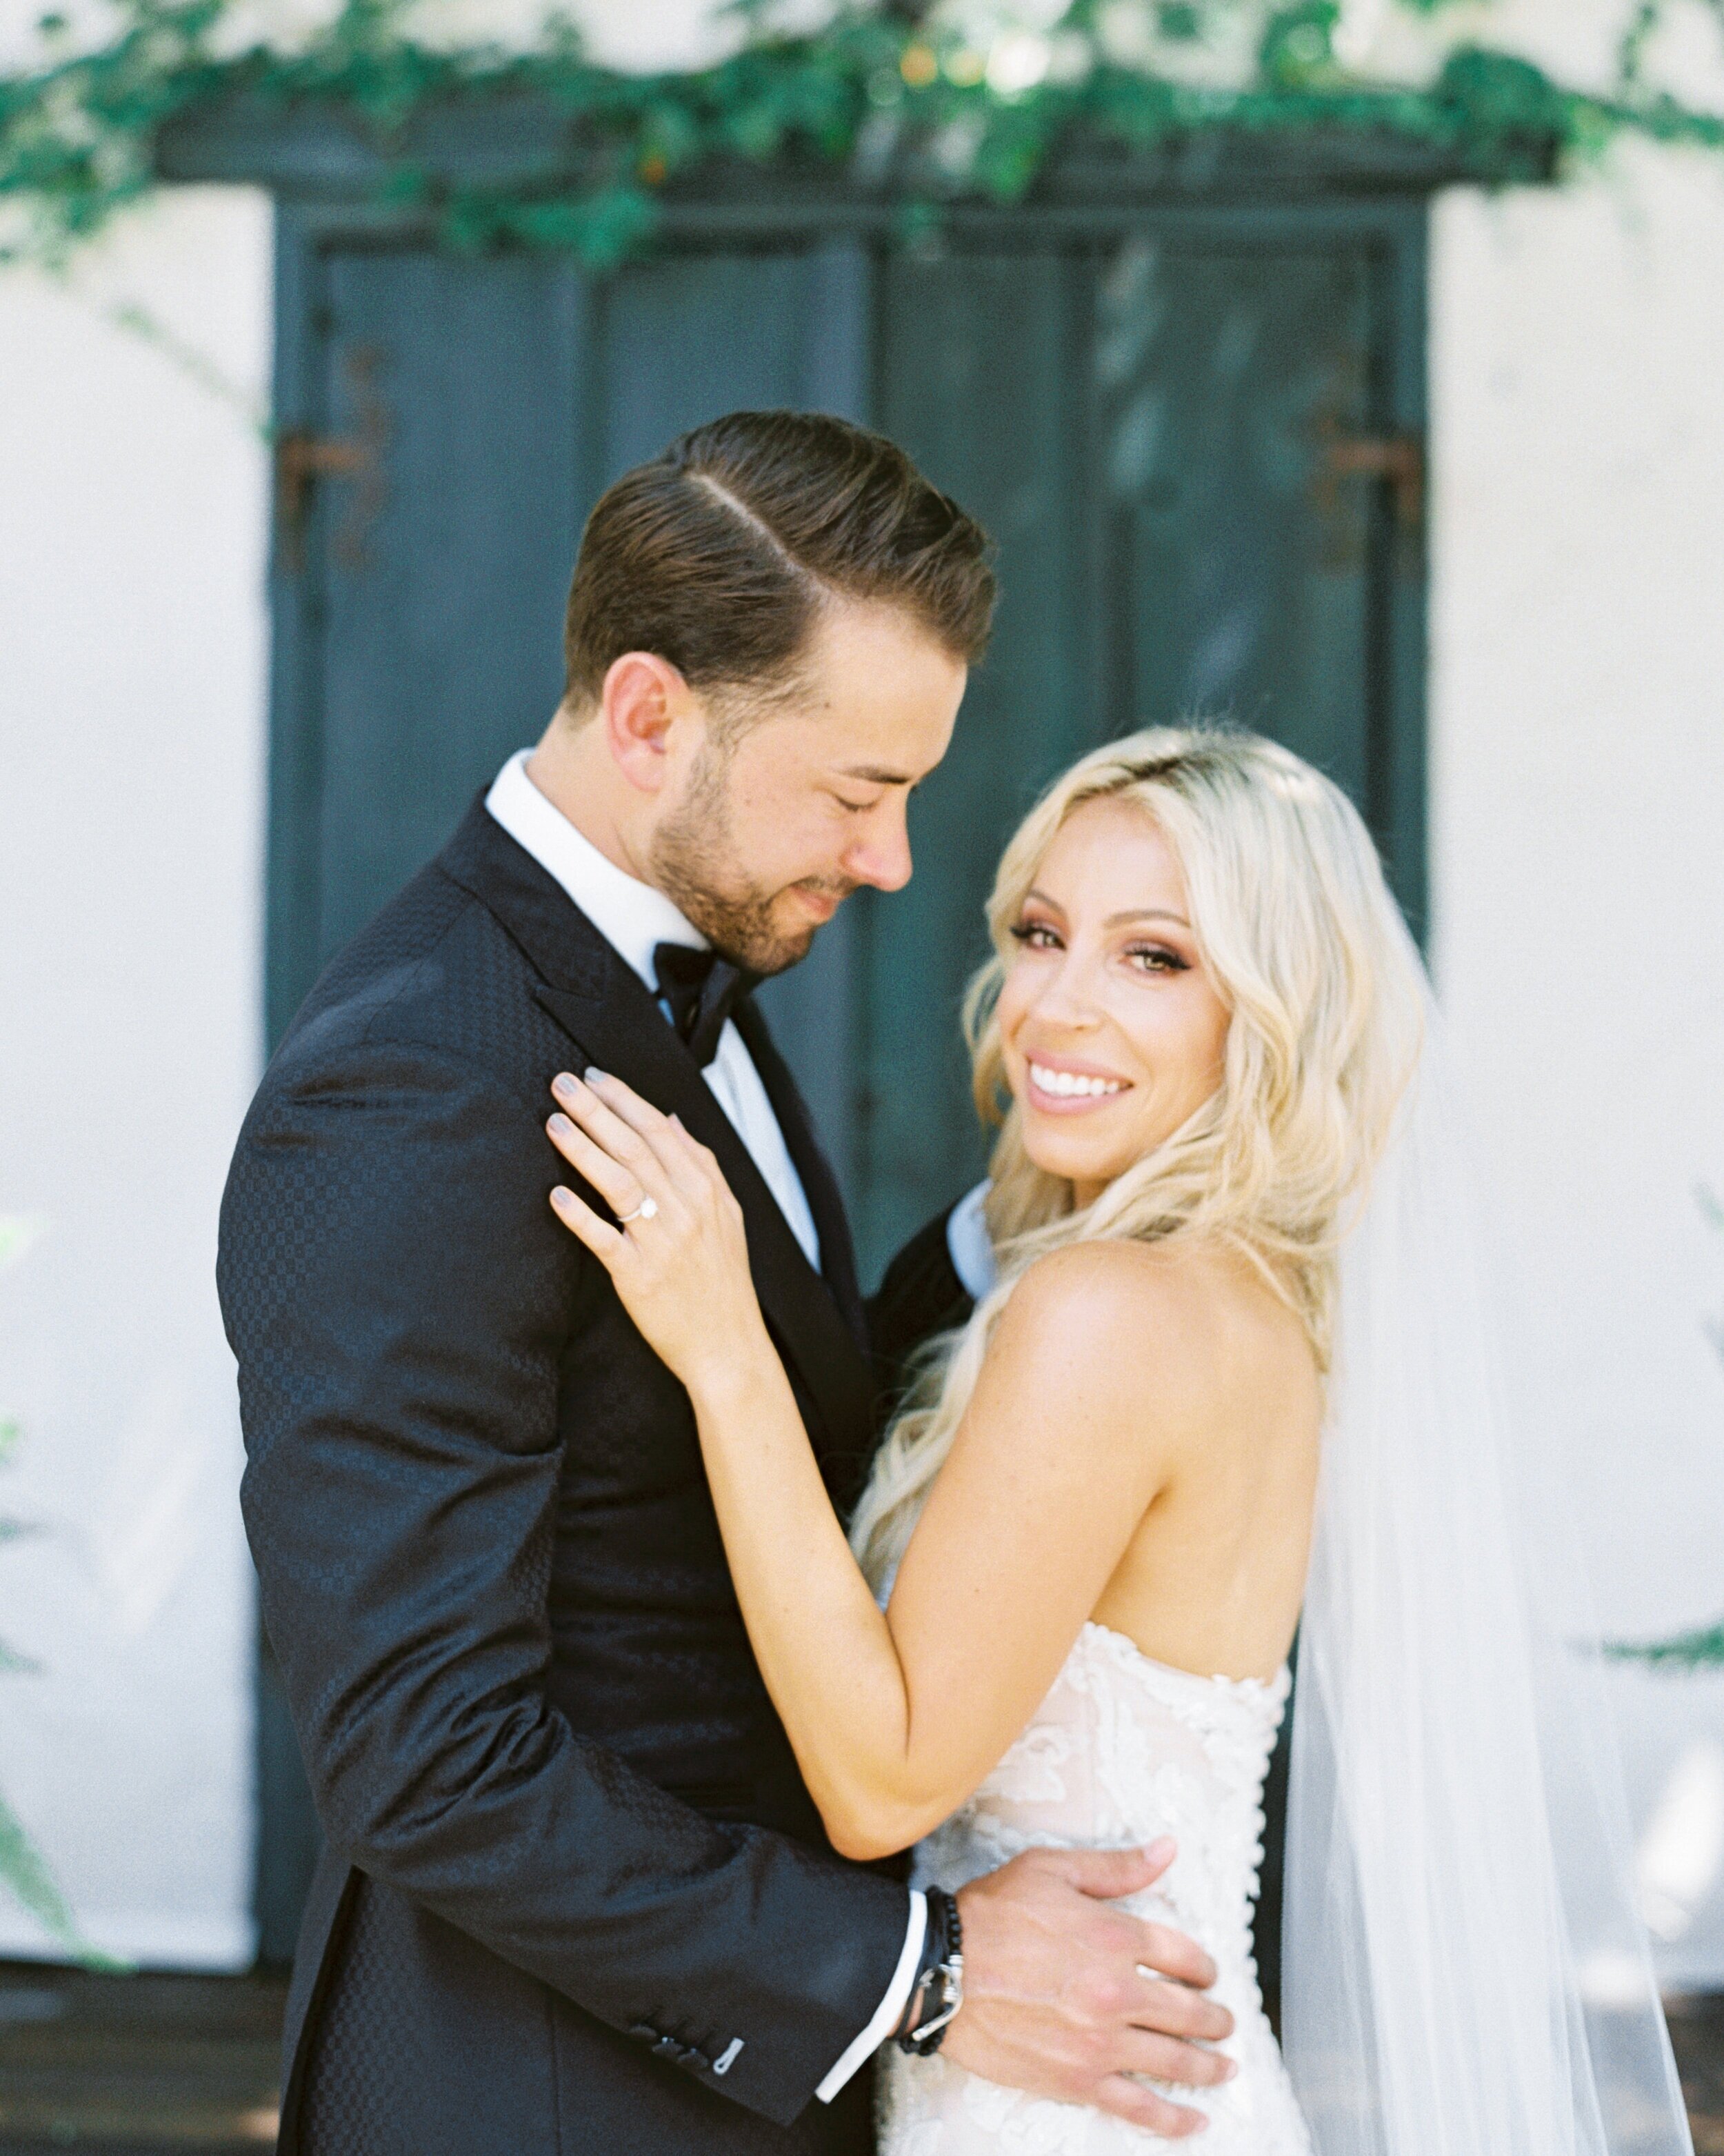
xmin=654 ymin=944 xmax=760 ymax=1068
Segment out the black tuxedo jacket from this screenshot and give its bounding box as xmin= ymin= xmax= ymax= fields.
xmin=219 ymin=800 xmax=912 ymax=2156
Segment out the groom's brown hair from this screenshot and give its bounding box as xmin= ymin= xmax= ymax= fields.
xmin=561 ymin=410 xmax=995 ymax=714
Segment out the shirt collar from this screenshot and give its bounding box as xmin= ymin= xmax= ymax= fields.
xmin=484 ymin=749 xmax=707 ymax=991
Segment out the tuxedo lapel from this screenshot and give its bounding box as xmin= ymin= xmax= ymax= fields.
xmin=734 ymin=1002 xmax=867 ymax=1355
xmin=541 ymin=981 xmax=879 ymax=1470
xmin=437 ymin=799 xmax=876 ymax=1468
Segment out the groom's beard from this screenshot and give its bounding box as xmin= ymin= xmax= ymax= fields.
xmin=650 ymin=742 xmax=858 ymax=977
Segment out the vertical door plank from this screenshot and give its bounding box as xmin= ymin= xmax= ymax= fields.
xmin=313 ymin=252 xmax=585 ymax=970
xmin=1099 ymin=241 xmax=1374 ymax=796
xmin=861 ymin=249 xmax=1102 ymax=1277
xmin=594 ymin=250 xmax=850 ymax=483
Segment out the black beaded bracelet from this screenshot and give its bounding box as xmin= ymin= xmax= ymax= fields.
xmin=894 ymin=1886 xmax=965 ymax=2056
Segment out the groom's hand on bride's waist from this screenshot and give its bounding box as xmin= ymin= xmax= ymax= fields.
xmin=943 ymin=1840 xmax=1234 ymax=2140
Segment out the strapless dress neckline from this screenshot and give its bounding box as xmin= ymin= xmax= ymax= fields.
xmin=1074 ymin=1619 xmax=1291 ymax=1701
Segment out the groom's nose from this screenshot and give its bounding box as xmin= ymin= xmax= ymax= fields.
xmin=843 ymin=798 xmax=914 ymax=892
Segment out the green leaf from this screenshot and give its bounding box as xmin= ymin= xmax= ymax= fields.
xmin=1606 ymin=1620 xmax=1724 ymax=1671
xmin=1436 ymin=44 xmax=1572 ymax=138
xmin=1617 ymin=0 xmax=1663 ymax=90
xmin=0 ymin=1787 xmax=130 ymax=1972
xmin=1260 ymin=3 xmax=1342 ymax=88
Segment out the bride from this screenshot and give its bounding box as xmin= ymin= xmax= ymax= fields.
xmin=541 ymin=726 xmax=1692 ymax=2155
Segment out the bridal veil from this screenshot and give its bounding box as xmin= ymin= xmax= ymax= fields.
xmin=1282 ymin=968 xmax=1693 ymax=2154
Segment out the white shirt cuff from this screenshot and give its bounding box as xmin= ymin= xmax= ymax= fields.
xmin=945 ymin=1179 xmax=997 ymax=1302
xmin=814 ymin=1889 xmax=927 ymax=2104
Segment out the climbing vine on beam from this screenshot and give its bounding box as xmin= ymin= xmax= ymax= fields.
xmin=1 ymin=1 xmax=1721 ymax=268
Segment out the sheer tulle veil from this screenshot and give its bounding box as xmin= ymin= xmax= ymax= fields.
xmin=1283 ymin=961 xmax=1692 ymax=2155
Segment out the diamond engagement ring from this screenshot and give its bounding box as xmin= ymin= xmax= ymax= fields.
xmin=617 ymin=1197 xmax=659 ymax=1225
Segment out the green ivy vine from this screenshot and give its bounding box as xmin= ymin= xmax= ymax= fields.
xmin=1 ymin=3 xmax=1722 ymax=268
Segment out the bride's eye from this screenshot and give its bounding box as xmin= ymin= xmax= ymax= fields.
xmin=1009 ymin=921 xmax=1061 ymax=951
xmin=1125 ymin=942 xmax=1189 ymax=975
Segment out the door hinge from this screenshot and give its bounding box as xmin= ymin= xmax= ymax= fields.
xmin=1315 ymin=424 xmax=1425 ymax=532
xmin=274 ymin=343 xmax=390 ymax=572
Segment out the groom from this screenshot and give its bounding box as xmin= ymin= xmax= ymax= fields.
xmin=220 ymin=411 xmax=1236 ymax=2155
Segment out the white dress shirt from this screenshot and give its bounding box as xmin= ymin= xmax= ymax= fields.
xmin=946 ymin=1179 xmax=998 ymax=1301
xmin=484 ymin=750 xmax=924 ymax=2098
xmin=486 ymin=750 xmax=821 ymax=1265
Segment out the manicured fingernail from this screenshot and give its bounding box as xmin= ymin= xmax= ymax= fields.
xmin=550 ymin=1186 xmax=574 ymax=1208
xmin=1146 ymin=1836 xmax=1175 ymax=1864
xmin=1220 ymin=2059 xmax=1238 ymax=2081
xmin=553 ymin=1072 xmax=578 ymax=1099
xmin=584 ymin=1066 xmax=608 ymax=1084
xmin=548 ymin=1113 xmax=572 ymax=1137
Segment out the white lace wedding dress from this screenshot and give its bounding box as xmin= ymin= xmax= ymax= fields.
xmin=876 ymin=1621 xmax=1310 ymax=2155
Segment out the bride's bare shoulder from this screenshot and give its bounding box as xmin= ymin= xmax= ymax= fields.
xmin=1002 ymin=1235 xmax=1257 ymax=1333
xmin=989 ymin=1237 xmax=1308 ymax=1421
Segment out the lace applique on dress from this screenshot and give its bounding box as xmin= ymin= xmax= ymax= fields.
xmin=876 ymin=1624 xmax=1312 ymax=2155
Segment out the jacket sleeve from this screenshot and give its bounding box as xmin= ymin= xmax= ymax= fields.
xmin=864 ymin=1203 xmax=976 ymax=1421
xmin=219 ymin=1032 xmax=908 ymax=2128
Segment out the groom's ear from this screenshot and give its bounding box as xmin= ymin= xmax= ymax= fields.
xmin=601 ymin=650 xmax=696 ymax=795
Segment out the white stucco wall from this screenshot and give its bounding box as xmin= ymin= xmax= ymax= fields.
xmin=0 ymin=188 xmax=271 ymax=1966
xmin=1429 ymin=142 xmax=1724 ymax=1987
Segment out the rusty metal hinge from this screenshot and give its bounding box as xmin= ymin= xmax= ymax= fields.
xmin=1315 ymin=423 xmax=1425 ymax=532
xmin=274 ymin=343 xmax=390 ymax=572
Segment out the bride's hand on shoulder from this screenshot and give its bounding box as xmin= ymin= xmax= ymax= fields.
xmin=544 ymin=1070 xmax=767 ymax=1391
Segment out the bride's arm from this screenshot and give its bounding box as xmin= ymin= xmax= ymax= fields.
xmin=544 ymin=1068 xmax=1194 ymax=1861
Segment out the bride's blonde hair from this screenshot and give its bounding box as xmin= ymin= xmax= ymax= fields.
xmin=849 ymin=725 xmax=1427 ymax=1588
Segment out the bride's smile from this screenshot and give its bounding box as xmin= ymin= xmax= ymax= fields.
xmin=997 ymin=794 xmax=1230 ymax=1206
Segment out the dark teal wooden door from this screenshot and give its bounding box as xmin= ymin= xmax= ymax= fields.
xmin=261 ymin=215 xmax=1423 ymax=1950
xmin=275 ymin=223 xmax=1421 ymax=1281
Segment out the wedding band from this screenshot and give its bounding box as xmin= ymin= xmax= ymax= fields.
xmin=617 ymin=1196 xmax=659 ymax=1225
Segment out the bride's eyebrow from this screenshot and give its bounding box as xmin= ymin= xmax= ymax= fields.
xmin=1022 ymin=892 xmax=1191 ymax=929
